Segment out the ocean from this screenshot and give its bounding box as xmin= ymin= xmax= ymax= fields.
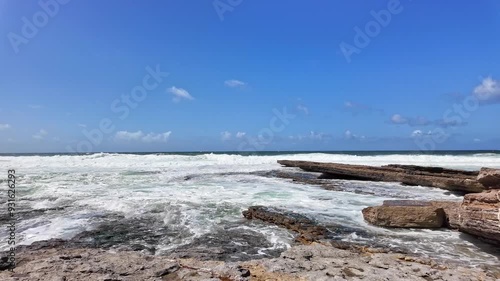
xmin=1 ymin=151 xmax=500 ymax=266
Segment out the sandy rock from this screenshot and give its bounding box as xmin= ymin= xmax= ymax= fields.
xmin=429 ymin=201 xmax=461 ymax=229
xmin=477 ymin=168 xmax=500 ymax=189
xmin=459 ymin=189 xmax=500 ymax=245
xmin=380 ymin=200 xmax=461 ymax=229
xmin=362 ymin=205 xmax=446 ymax=228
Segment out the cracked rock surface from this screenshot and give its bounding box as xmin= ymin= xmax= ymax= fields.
xmin=1 ymin=243 xmax=497 ymax=281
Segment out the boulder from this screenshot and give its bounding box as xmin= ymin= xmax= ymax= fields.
xmin=362 ymin=205 xmax=446 ymax=228
xmin=430 ymin=201 xmax=461 ymax=229
xmin=459 ymin=190 xmax=500 ymax=245
xmin=380 ymin=200 xmax=461 ymax=229
xmin=477 ymin=168 xmax=500 ymax=189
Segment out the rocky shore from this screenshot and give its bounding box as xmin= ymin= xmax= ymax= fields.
xmin=277 ymin=160 xmax=485 ymax=193
xmin=2 ymin=161 xmax=499 ymax=280
xmin=2 ymin=202 xmax=498 ymax=280
xmin=278 ymin=160 xmax=500 ymax=246
xmin=2 ymin=242 xmax=497 ymax=281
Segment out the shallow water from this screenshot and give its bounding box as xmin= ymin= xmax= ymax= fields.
xmin=1 ymin=152 xmax=499 ymax=266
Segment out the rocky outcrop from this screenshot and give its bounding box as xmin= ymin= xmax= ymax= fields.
xmin=429 ymin=201 xmax=461 ymax=229
xmin=362 ymin=203 xmax=446 ymax=228
xmin=477 ymin=168 xmax=500 ymax=189
xmin=1 ymin=244 xmax=497 ymax=281
xmin=459 ymin=189 xmax=500 ymax=245
xmin=362 ymin=200 xmax=461 ymax=229
xmin=243 ymin=206 xmax=329 ymax=243
xmin=278 ymin=160 xmax=486 ymax=193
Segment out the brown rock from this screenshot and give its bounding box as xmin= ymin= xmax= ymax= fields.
xmin=362 ymin=205 xmax=446 ymax=228
xmin=459 ymin=190 xmax=500 ymax=245
xmin=477 ymin=168 xmax=500 ymax=189
xmin=278 ymin=160 xmax=485 ymax=193
xmin=429 ymin=201 xmax=461 ymax=229
xmin=381 ymin=200 xmax=461 ymax=229
xmin=243 ymin=206 xmax=328 ymax=243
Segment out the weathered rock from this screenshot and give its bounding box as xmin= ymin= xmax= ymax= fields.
xmin=429 ymin=201 xmax=461 ymax=229
xmin=278 ymin=160 xmax=486 ymax=193
xmin=243 ymin=206 xmax=329 ymax=243
xmin=1 ymin=244 xmax=497 ymax=281
xmin=362 ymin=205 xmax=446 ymax=228
xmin=380 ymin=200 xmax=461 ymax=229
xmin=477 ymin=168 xmax=500 ymax=189
xmin=459 ymin=190 xmax=500 ymax=245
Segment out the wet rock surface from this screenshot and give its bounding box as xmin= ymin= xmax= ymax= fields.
xmin=278 ymin=160 xmax=486 ymax=193
xmin=242 ymin=206 xmax=400 ymax=254
xmin=243 ymin=206 xmax=329 ymax=244
xmin=169 ymin=227 xmax=285 ymax=261
xmin=27 ymin=216 xmax=288 ymax=262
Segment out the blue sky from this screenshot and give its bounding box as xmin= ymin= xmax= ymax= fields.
xmin=1 ymin=0 xmax=500 ymax=153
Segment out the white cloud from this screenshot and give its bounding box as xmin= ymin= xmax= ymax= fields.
xmin=224 ymin=79 xmax=247 ymax=88
xmin=411 ymin=129 xmax=448 ymax=139
xmin=390 ymin=114 xmax=433 ymax=127
xmin=167 ymin=86 xmax=194 ymax=102
xmin=33 ymin=129 xmax=48 ymax=140
xmin=345 ymin=130 xmax=356 ymax=140
xmin=297 ymin=105 xmax=309 ymax=115
xmin=221 ymin=131 xmax=232 ymax=141
xmin=309 ymin=131 xmax=324 ymax=140
xmin=28 ymin=105 xmax=44 ymax=109
xmin=53 ymin=137 xmax=61 ymax=142
xmin=142 ymin=131 xmax=172 ymax=143
xmin=115 ymin=130 xmax=171 ymax=143
xmin=473 ymin=77 xmax=500 ymax=103
xmin=288 ymin=132 xmax=329 ymax=141
xmin=236 ymin=132 xmax=246 ymax=138
xmin=391 ymin=114 xmax=408 ymax=124
xmin=0 ymin=124 xmax=11 ymax=130
xmin=411 ymin=130 xmax=423 ymax=138
xmin=78 ymin=124 xmax=87 ymax=128
xmin=116 ymin=130 xmax=144 ymax=141
xmin=473 ymin=138 xmax=481 ymax=143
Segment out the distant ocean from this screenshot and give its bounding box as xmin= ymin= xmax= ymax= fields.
xmin=1 ymin=151 xmax=500 ymax=265
xmin=2 ymin=150 xmax=500 ymax=157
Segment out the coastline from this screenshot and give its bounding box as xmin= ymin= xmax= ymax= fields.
xmin=1 ymin=153 xmax=499 ymax=280
xmin=2 ymin=235 xmax=498 ymax=280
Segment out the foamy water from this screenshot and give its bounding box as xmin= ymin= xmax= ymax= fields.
xmin=1 ymin=152 xmax=499 ymax=266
